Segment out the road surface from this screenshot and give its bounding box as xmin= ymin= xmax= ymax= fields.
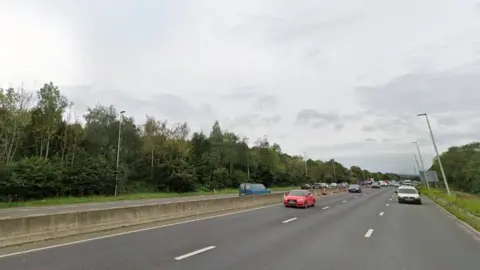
xmin=0 ymin=188 xmax=478 ymax=270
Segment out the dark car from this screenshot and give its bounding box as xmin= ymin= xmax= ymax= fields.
xmin=348 ymin=184 xmax=362 ymax=193
xmin=239 ymin=183 xmax=271 ymax=196
xmin=301 ymin=183 xmax=312 ymax=190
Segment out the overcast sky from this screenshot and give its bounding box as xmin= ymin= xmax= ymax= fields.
xmin=1 ymin=0 xmax=480 ymax=173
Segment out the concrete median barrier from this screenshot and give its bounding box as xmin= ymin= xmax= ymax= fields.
xmin=0 ymin=193 xmax=283 ymax=248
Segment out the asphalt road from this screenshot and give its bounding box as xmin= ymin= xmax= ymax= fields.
xmin=0 ymin=187 xmax=478 ymax=270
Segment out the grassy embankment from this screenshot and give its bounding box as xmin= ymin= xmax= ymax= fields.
xmin=419 ymin=187 xmax=480 ymax=231
xmin=0 ymin=186 xmax=297 ymax=208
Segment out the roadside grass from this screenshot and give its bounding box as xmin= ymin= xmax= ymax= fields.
xmin=419 ymin=187 xmax=480 ymax=231
xmin=0 ymin=186 xmax=298 ymax=209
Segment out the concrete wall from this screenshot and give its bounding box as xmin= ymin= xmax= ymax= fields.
xmin=0 ymin=193 xmax=283 ymax=248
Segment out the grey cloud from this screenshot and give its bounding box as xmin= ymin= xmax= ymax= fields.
xmin=362 ymin=114 xmax=422 ymax=135
xmin=230 ymin=11 xmax=363 ymax=45
xmin=295 ymin=109 xmax=367 ymax=131
xmin=304 ymin=139 xmax=436 ymax=173
xmin=335 ymin=153 xmax=428 ymax=174
xmin=355 ymin=62 xmax=480 ymax=116
xmin=297 ymin=109 xmax=340 ymax=126
xmin=221 ymin=85 xmax=279 ymax=111
xmin=437 ymin=115 xmax=458 ymax=127
xmin=361 ymin=125 xmax=375 ymax=132
xmin=355 ymin=62 xmax=480 ymax=147
xmin=228 ymin=113 xmax=282 ymax=129
xmin=381 ymin=138 xmax=393 ymax=143
xmin=221 ymin=87 xmax=257 ymax=100
xmin=333 ymin=122 xmax=345 ymax=131
xmin=63 ymin=85 xmax=214 ymax=124
xmin=253 ymin=94 xmax=279 ymax=110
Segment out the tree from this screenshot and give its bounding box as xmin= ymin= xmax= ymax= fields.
xmin=0 ymin=82 xmax=408 ymax=202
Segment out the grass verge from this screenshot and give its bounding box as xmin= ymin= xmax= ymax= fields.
xmin=419 ymin=187 xmax=480 ymax=231
xmin=0 ymin=186 xmax=298 ymax=209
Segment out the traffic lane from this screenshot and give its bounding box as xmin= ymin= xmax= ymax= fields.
xmin=164 ymin=187 xmax=394 ymax=270
xmin=359 ymin=195 xmax=480 ymax=270
xmin=0 ymin=191 xmax=355 ymax=270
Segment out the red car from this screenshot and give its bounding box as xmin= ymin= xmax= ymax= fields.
xmin=284 ymin=190 xmax=316 ymax=208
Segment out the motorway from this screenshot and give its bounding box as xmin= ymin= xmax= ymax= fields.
xmin=0 ymin=188 xmax=478 ymax=270
xmin=0 ymin=193 xmax=246 ymax=219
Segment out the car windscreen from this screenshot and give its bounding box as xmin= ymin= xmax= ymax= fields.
xmin=349 ymin=185 xmax=360 ymax=188
xmin=289 ymin=191 xmax=307 ymax=196
xmin=398 ymin=188 xmax=418 ymax=194
xmin=250 ymin=184 xmax=266 ymax=191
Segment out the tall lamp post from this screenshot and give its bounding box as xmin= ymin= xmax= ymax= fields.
xmin=332 ymin=159 xmax=337 ymax=183
xmin=413 ymin=142 xmax=430 ymax=190
xmin=417 ymin=113 xmax=450 ymax=195
xmin=114 ymin=110 xmax=126 ymax=196
xmin=304 ymin=152 xmax=308 ymax=177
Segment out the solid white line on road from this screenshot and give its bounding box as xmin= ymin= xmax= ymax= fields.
xmin=282 ymin=218 xmax=298 ymax=224
xmin=354 ymin=196 xmax=359 ymax=199
xmin=0 ymin=192 xmax=348 ymax=259
xmin=0 ymin=204 xmax=280 ymax=259
xmin=175 ymin=246 xmax=216 ymax=260
xmin=364 ymin=229 xmax=374 ymax=238
xmin=379 ymin=212 xmax=384 ymax=216
xmin=386 ymin=204 xmax=390 ymax=207
xmin=342 ymin=200 xmax=347 ymax=203
xmin=322 ymin=206 xmax=330 ymax=210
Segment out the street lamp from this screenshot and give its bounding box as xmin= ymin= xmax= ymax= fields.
xmin=417 ymin=113 xmax=450 ymax=195
xmin=412 ymin=142 xmax=430 ymax=190
xmin=304 ymin=152 xmax=308 ymax=177
xmin=114 ymin=110 xmax=126 ymax=196
xmin=244 ymin=137 xmax=250 ymax=181
xmin=332 ymin=159 xmax=337 ymax=183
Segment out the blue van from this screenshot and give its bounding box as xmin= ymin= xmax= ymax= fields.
xmin=239 ymin=183 xmax=271 ymax=196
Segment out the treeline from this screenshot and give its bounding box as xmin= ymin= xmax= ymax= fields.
xmin=0 ymin=82 xmax=398 ymax=202
xmin=430 ymin=142 xmax=480 ymax=194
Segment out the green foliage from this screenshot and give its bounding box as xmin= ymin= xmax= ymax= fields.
xmin=430 ymin=142 xmax=480 ymax=194
xmin=0 ymin=83 xmax=395 ymax=202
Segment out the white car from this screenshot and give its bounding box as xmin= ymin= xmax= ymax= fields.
xmin=329 ymin=183 xmax=338 ymax=188
xmin=396 ymin=185 xmax=422 ymax=205
xmin=402 ymin=180 xmax=412 ymax=186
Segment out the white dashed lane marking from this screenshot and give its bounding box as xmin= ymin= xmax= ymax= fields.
xmin=322 ymin=206 xmax=330 ymax=210
xmin=379 ymin=212 xmax=384 ymax=216
xmin=342 ymin=200 xmax=347 ymax=203
xmin=386 ymin=204 xmax=390 ymax=207
xmin=175 ymin=246 xmax=216 ymax=260
xmin=364 ymin=229 xmax=374 ymax=238
xmin=282 ymin=218 xmax=297 ymax=224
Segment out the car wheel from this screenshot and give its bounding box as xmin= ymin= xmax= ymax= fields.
xmin=417 ymin=200 xmax=422 ymax=205
xmin=311 ymin=200 xmax=316 ymax=207
xmin=398 ymin=199 xmax=402 ymax=204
